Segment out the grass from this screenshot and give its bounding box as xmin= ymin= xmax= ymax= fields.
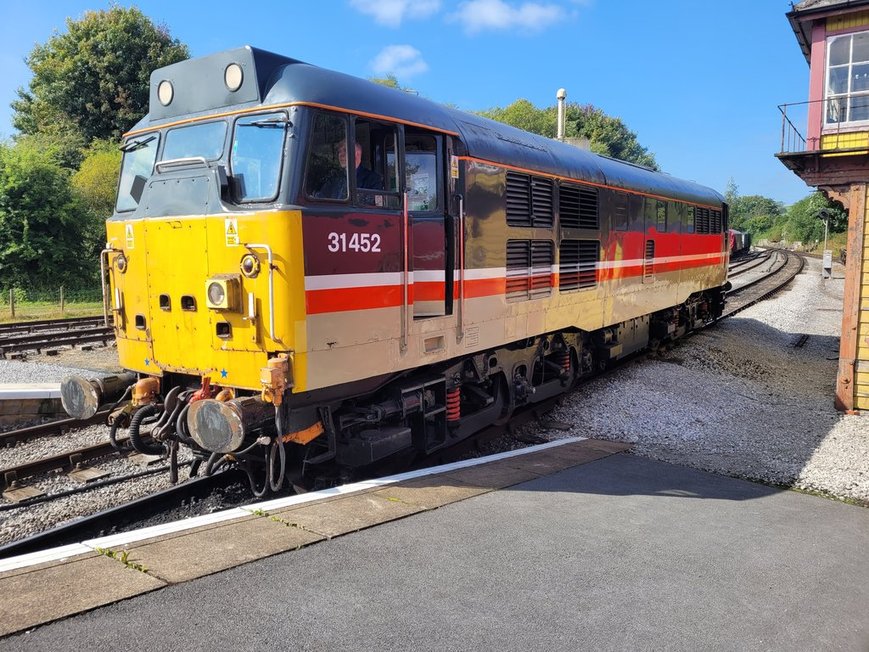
xmin=0 ymin=300 xmax=103 ymax=324
xmin=94 ymin=547 xmax=148 ymax=573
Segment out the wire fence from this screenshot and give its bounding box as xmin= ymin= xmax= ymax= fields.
xmin=0 ymin=286 xmax=103 ymax=321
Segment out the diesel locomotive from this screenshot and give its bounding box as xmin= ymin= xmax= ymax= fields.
xmin=61 ymin=46 xmax=730 ymax=493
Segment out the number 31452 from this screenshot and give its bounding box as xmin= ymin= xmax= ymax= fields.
xmin=327 ymin=232 xmax=381 ymax=253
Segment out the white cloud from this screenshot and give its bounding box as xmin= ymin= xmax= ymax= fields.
xmin=451 ymin=0 xmax=565 ymax=34
xmin=371 ymin=45 xmax=429 ymax=79
xmin=349 ymin=0 xmax=441 ymax=27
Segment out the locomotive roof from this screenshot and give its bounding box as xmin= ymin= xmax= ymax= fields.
xmin=135 ymin=46 xmax=723 ymax=207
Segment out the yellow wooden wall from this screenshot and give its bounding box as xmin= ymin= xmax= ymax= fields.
xmin=828 ymin=10 xmax=869 ymax=32
xmin=821 ymin=132 xmax=869 ymax=154
xmin=857 ymin=196 xmax=869 ymax=410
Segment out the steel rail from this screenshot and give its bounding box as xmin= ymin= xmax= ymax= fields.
xmin=723 ymin=251 xmax=805 ymax=318
xmin=0 ymin=469 xmax=243 ymax=559
xmin=0 ymin=327 xmax=114 ymax=358
xmin=0 ymin=436 xmax=146 ymax=490
xmin=0 ymin=316 xmax=105 ymax=336
xmin=0 ymin=411 xmax=110 ymax=447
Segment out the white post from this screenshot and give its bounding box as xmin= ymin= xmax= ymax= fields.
xmin=556 ymin=88 xmax=566 ymax=141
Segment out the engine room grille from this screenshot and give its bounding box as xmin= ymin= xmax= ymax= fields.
xmin=530 ymin=240 xmax=554 ymax=298
xmin=559 ymin=184 xmax=599 ymax=230
xmin=506 ymin=172 xmax=554 ymax=227
xmin=506 ymin=239 xmax=553 ymax=301
xmin=559 ymin=240 xmax=599 ymax=291
xmin=710 ymin=209 xmax=722 ymax=233
xmin=531 ymin=177 xmax=554 ymax=228
xmin=643 ymin=239 xmax=655 ymax=280
xmin=506 ymin=172 xmax=531 ymax=226
xmin=695 ymin=207 xmax=711 ymax=233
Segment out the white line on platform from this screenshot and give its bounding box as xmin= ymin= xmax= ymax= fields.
xmin=0 ymin=437 xmax=585 ymax=573
xmin=0 ymin=543 xmax=92 ymax=574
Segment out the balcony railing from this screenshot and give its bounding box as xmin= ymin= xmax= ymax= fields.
xmin=779 ymin=97 xmax=869 ymax=154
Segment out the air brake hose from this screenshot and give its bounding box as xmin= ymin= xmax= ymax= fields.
xmin=269 ymin=438 xmax=286 ymax=492
xmin=109 ymin=419 xmax=131 ymax=452
xmin=128 ymin=404 xmax=166 ymax=456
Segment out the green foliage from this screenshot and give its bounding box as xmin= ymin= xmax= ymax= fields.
xmin=728 ymin=182 xmax=846 ymax=250
xmin=12 ymin=6 xmax=189 ymax=143
xmin=0 ymin=140 xmax=97 ymax=290
xmin=478 ymin=99 xmax=658 ymax=169
xmin=370 ymin=74 xmax=402 ymax=89
xmin=479 ymin=99 xmax=554 ymax=138
xmin=73 ymin=139 xmax=121 ymax=219
xmin=781 ymin=192 xmax=847 ymax=246
xmin=729 ymin=194 xmax=784 ymax=233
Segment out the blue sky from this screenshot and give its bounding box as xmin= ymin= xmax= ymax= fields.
xmin=0 ymin=0 xmax=813 ymax=205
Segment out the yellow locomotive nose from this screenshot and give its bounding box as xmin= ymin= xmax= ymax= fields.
xmin=106 ymin=211 xmax=304 ymax=392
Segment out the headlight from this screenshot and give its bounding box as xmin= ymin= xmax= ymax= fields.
xmin=204 ymin=274 xmax=241 ymax=311
xmin=207 ymin=282 xmax=226 ymax=306
xmin=116 ymin=253 xmax=128 ymax=273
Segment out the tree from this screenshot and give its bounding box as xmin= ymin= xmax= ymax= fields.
xmin=728 ymin=194 xmax=784 ymax=233
xmin=72 ymin=139 xmax=122 ymax=257
xmin=478 ymin=99 xmax=658 ymax=170
xmin=568 ymin=104 xmax=658 ymax=169
xmin=782 ymin=192 xmax=847 ymax=245
xmin=479 ymin=99 xmax=554 ymax=138
xmin=724 ymin=178 xmax=738 ymax=207
xmin=12 ymin=6 xmax=189 ymax=144
xmin=0 ymin=141 xmax=96 ymax=290
xmin=73 ymin=139 xmax=121 ymax=219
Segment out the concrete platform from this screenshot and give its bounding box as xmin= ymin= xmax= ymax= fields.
xmin=0 ymin=437 xmax=622 ymax=637
xmin=0 ymin=383 xmax=63 ymax=425
xmin=2 ymin=439 xmax=867 ymax=650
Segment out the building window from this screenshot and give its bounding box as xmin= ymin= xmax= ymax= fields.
xmin=826 ymin=31 xmax=869 ymax=125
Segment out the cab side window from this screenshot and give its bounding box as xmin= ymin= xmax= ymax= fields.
xmin=304 ymin=112 xmax=349 ymax=201
xmin=355 ymin=119 xmax=400 ymax=209
xmin=404 ymin=132 xmax=440 ymax=211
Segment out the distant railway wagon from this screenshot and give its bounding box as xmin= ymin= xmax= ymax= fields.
xmin=61 ymin=47 xmax=729 ymax=493
xmin=728 ymin=229 xmax=750 ymax=256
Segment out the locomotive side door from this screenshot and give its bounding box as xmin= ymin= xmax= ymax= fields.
xmin=403 ymin=128 xmax=451 ymax=318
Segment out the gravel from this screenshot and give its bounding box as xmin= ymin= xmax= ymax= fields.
xmin=0 ymin=253 xmax=865 ymax=549
xmin=531 ymin=255 xmax=868 ymax=504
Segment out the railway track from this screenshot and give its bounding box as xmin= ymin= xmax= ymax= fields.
xmin=0 ymin=315 xmax=105 ymax=336
xmin=0 ymin=318 xmax=115 ymax=358
xmin=723 ymin=249 xmax=804 ymax=318
xmin=727 ymin=250 xmax=773 ymax=277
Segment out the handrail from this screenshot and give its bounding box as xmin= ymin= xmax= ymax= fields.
xmin=243 ymin=243 xmax=276 ymax=342
xmin=456 ymin=195 xmax=465 ymax=343
xmin=99 ymin=246 xmax=122 ymax=327
xmin=400 ymin=193 xmax=409 ymax=353
xmin=154 ymin=156 xmax=208 ymax=173
xmin=778 ymin=96 xmax=869 ymax=154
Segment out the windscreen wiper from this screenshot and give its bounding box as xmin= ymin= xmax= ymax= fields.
xmin=242 ymin=117 xmax=292 ymax=128
xmin=120 ymin=135 xmax=156 ymax=152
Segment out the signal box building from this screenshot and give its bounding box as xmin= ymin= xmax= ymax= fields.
xmin=778 ymin=0 xmax=869 ymax=412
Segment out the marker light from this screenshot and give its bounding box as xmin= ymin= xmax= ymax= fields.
xmin=225 ymin=63 xmax=244 ymax=92
xmin=240 ymin=253 xmax=260 ymax=278
xmin=157 ymin=80 xmax=174 ymax=106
